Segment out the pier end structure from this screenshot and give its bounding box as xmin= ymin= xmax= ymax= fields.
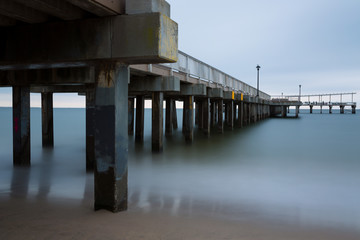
xmin=0 ymin=0 xmax=178 ymax=212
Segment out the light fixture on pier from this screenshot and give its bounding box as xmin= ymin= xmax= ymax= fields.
xmin=256 ymin=65 xmax=261 ymax=97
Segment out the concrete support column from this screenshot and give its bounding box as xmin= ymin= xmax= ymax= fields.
xmin=202 ymin=98 xmax=210 ymax=137
xmin=253 ymin=104 xmax=258 ymax=123
xmin=224 ymin=102 xmax=229 ymax=126
xmin=238 ymin=102 xmax=244 ymax=128
xmin=217 ymin=99 xmax=224 ymax=133
xmin=295 ymin=106 xmax=299 ymax=118
xmin=94 ymin=63 xmax=128 ymax=212
xmin=12 ymin=86 xmax=31 ymax=166
xmin=183 ymin=96 xmax=194 ymax=143
xmin=233 ymin=103 xmax=237 ymax=126
xmin=310 ymin=105 xmax=313 ymax=114
xmin=329 ymin=106 xmax=332 ymax=114
xmin=352 ymin=105 xmax=356 ymax=114
xmin=152 ymin=92 xmax=164 ymax=152
xmin=41 ymin=92 xmax=54 ymax=148
xmin=210 ymin=100 xmax=216 ymax=127
xmin=86 ymin=90 xmax=95 ymax=171
xmin=135 ymin=95 xmax=145 ymax=142
xmin=228 ymin=101 xmax=234 ymax=129
xmin=281 ymin=106 xmax=287 ymax=118
xmin=197 ymin=101 xmax=203 ymax=129
xmin=243 ymin=103 xmax=248 ymax=126
xmin=340 ymin=106 xmax=345 ymax=114
xmin=320 ymin=106 xmax=323 ymax=114
xmin=128 ymin=98 xmax=134 ymax=135
xmin=165 ymin=98 xmax=173 ymax=136
xmin=172 ymin=100 xmax=178 ymax=129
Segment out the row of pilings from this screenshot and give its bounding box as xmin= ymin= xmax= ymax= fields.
xmin=125 ymin=96 xmax=271 ymax=153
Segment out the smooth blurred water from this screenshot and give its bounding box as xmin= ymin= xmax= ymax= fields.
xmin=0 ymin=107 xmax=359 ymax=231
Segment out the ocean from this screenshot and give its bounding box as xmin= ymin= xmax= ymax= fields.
xmin=0 ymin=107 xmax=359 ymax=233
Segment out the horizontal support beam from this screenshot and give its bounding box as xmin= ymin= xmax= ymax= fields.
xmin=0 ymin=0 xmax=48 ymax=23
xmin=0 ymin=67 xmax=94 ymax=85
xmin=207 ymin=88 xmax=223 ymax=98
xmin=126 ymin=0 xmax=170 ymax=17
xmin=66 ymin=0 xmax=125 ymax=16
xmin=180 ymin=83 xmax=206 ymax=96
xmin=0 ymin=12 xmax=178 ymax=69
xmin=30 ymin=85 xmax=88 ymax=93
xmin=129 ymin=76 xmax=179 ymax=93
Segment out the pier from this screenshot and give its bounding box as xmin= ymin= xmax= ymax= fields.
xmin=275 ymin=93 xmax=356 ymax=114
xmin=1 ymin=0 xmax=301 ymax=212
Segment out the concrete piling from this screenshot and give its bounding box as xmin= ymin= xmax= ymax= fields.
xmin=172 ymin=100 xmax=178 ymax=129
xmin=128 ymin=98 xmax=134 ymax=135
xmin=165 ymin=98 xmax=173 ymax=136
xmin=41 ymin=92 xmax=54 ymax=148
xmin=135 ymin=95 xmax=145 ymax=142
xmin=152 ymin=92 xmax=164 ymax=152
xmin=94 ymin=63 xmax=128 ymax=212
xmin=202 ymin=98 xmax=211 ymax=137
xmin=12 ymin=86 xmax=31 ymax=166
xmin=183 ymin=96 xmax=194 ymax=143
xmin=86 ymin=90 xmax=95 ymax=171
xmin=217 ymin=99 xmax=224 ymax=133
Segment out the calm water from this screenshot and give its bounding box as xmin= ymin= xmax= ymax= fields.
xmin=0 ymin=107 xmax=359 ymax=231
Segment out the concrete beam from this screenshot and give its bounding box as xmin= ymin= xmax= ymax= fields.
xmin=67 ymin=0 xmax=125 ymax=16
xmin=0 ymin=67 xmax=94 ymax=85
xmin=180 ymin=83 xmax=206 ymax=96
xmin=0 ymin=13 xmax=178 ymax=69
xmin=0 ymin=0 xmax=48 ymax=24
xmin=13 ymin=0 xmax=86 ymax=20
xmin=207 ymin=88 xmax=223 ymax=98
xmin=223 ymin=91 xmax=234 ymax=100
xmin=126 ymin=0 xmax=170 ymax=17
xmin=31 ymin=85 xmax=88 ymax=93
xmin=129 ymin=76 xmax=179 ymax=93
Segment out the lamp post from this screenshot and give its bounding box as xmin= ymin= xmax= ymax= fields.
xmin=298 ymin=84 xmax=301 ymax=102
xmin=256 ymin=65 xmax=261 ymax=98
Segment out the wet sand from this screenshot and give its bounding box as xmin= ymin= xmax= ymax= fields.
xmin=1 ymin=195 xmax=360 ymax=240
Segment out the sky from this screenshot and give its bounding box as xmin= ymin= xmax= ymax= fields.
xmin=0 ymin=0 xmax=359 ymax=107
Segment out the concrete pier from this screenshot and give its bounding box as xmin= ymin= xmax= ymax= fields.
xmin=86 ymin=90 xmax=95 ymax=171
xmin=152 ymin=92 xmax=164 ymax=152
xmin=93 ymin=64 xmax=129 ymax=212
xmin=128 ymin=98 xmax=135 ymax=135
xmin=165 ymin=98 xmax=174 ymax=136
xmin=12 ymin=86 xmax=31 ymax=166
xmin=202 ymin=98 xmax=211 ymax=137
xmin=41 ymin=92 xmax=54 ymax=148
xmin=172 ymin=100 xmax=178 ymax=129
xmin=135 ymin=95 xmax=145 ymax=142
xmin=183 ymin=96 xmax=194 ymax=143
xmin=217 ymin=100 xmax=224 ymax=133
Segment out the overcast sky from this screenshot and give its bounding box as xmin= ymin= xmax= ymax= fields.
xmin=1 ymin=0 xmax=359 ymax=107
xmin=168 ymin=0 xmax=360 ymax=103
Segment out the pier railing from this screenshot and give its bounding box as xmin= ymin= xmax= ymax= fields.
xmin=161 ymin=51 xmax=271 ymax=100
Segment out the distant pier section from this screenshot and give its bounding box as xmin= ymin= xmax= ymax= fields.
xmin=274 ymin=93 xmax=357 ymax=114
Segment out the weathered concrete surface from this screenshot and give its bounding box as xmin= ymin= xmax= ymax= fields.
xmin=165 ymin=98 xmax=173 ymax=136
xmin=207 ymin=88 xmax=223 ymax=99
xmin=12 ymin=86 xmax=30 ymax=166
xmin=0 ymin=13 xmax=178 ymax=69
xmin=86 ymin=89 xmax=95 ymax=171
xmin=171 ymin=100 xmax=178 ymax=129
xmin=217 ymin=99 xmax=224 ymax=133
xmin=0 ymin=67 xmax=94 ymax=85
xmin=128 ymin=98 xmax=134 ymax=135
xmin=152 ymin=92 xmax=163 ymax=152
xmin=94 ymin=63 xmax=128 ymax=212
xmin=180 ymin=83 xmax=206 ymax=96
xmin=129 ymin=76 xmax=179 ymax=93
xmin=41 ymin=92 xmax=54 ymax=147
xmin=126 ymin=0 xmax=170 ymax=17
xmin=135 ymin=95 xmax=145 ymax=142
xmin=202 ymin=98 xmax=210 ymax=137
xmin=183 ymin=96 xmax=194 ymax=143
